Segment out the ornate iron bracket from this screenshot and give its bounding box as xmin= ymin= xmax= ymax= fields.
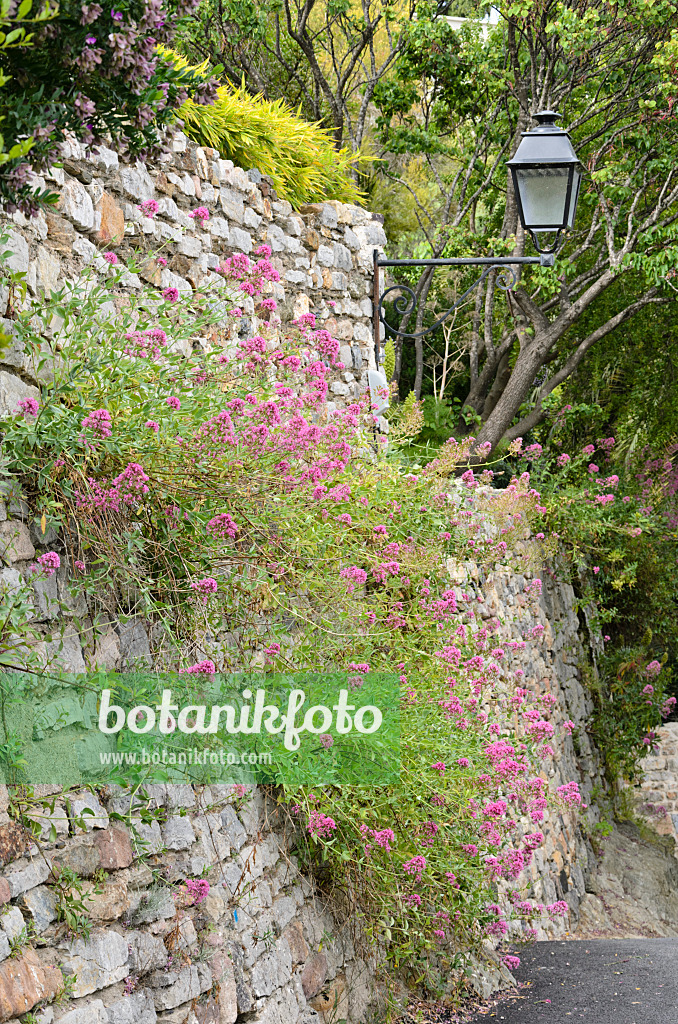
xmin=372 ymin=250 xmax=554 ymax=368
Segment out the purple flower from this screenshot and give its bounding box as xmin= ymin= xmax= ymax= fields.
xmin=38 ymin=552 xmax=60 ymax=577
xmin=102 ymin=251 xmax=118 ymax=265
xmin=162 ymin=287 xmax=179 ymax=302
xmin=17 ymin=397 xmax=39 ymax=417
xmin=111 ymin=9 xmax=123 ymax=20
xmin=85 ymin=34 xmax=97 ymax=43
xmin=190 ymin=576 xmax=218 ymax=604
xmin=145 ymin=420 xmax=160 ymax=433
xmin=74 ymin=560 xmax=86 ymax=572
xmin=166 ymin=396 xmax=181 ymax=410
xmin=157 ymin=257 xmax=168 ymax=266
xmin=138 ymin=199 xmax=159 ymax=218
xmin=81 ymin=408 xmax=112 ymax=439
xmin=319 ymin=734 xmax=334 ymax=749
xmin=188 ymin=206 xmax=209 ymax=222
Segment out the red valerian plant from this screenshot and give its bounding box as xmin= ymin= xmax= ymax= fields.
xmin=1 ymin=241 xmax=584 ymax=997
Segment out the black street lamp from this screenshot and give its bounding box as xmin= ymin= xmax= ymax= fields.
xmin=507 ymin=110 xmax=583 ymax=256
xmin=372 ymin=109 xmax=583 ymax=369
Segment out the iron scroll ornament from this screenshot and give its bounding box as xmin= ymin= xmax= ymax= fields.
xmin=377 ymin=262 xmax=520 ymax=342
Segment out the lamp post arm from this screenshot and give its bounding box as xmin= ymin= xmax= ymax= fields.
xmin=372 ymin=251 xmax=553 ymax=357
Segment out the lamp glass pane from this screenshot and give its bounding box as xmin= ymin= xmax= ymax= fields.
xmin=566 ymin=168 xmax=581 ymax=228
xmin=516 ymin=166 xmax=569 ymax=227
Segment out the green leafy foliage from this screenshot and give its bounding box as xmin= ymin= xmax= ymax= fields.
xmin=165 ymin=49 xmax=364 ymax=207
xmin=0 ymin=240 xmax=579 ymax=995
xmin=0 ymin=0 xmax=218 ymax=213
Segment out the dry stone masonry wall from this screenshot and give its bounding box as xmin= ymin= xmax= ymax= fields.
xmin=0 ymin=783 xmax=375 ymax=1024
xmin=0 ymin=130 xmax=386 ymax=421
xmin=0 ymin=131 xmax=638 ymax=1020
xmin=636 ymin=723 xmax=678 ymax=849
xmin=0 ymin=501 xmax=613 ymax=1020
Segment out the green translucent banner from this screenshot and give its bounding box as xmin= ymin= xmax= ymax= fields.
xmin=0 ymin=669 xmax=400 ymax=786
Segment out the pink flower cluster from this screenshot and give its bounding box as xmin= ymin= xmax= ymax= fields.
xmin=37 ymin=551 xmax=60 ymax=577
xmin=179 ymin=660 xmax=216 ymax=676
xmin=183 ymin=878 xmax=210 ymax=904
xmin=556 ymin=781 xmax=582 ymax=805
xmin=81 ymin=408 xmax=112 ymax=439
xmin=17 ymin=397 xmax=39 ymax=418
xmin=307 ymin=810 xmax=337 ymax=838
xmin=190 ymin=577 xmax=218 ymax=603
xmin=189 ymin=206 xmax=210 ymax=223
xmin=207 ymin=513 xmax=239 ymax=540
xmin=124 ymin=327 xmax=168 ymax=360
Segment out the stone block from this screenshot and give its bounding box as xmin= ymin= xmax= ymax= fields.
xmin=52 ymin=843 xmax=101 ymax=879
xmin=19 ymin=886 xmax=57 ymax=933
xmin=118 ymin=620 xmax=152 ymax=669
xmin=32 ymin=571 xmax=59 ymax=619
xmin=0 ymin=935 xmax=8 ymax=964
xmin=70 ymin=792 xmax=108 ymax=832
xmin=0 ymin=949 xmax=62 ymax=1021
xmin=283 ymin=921 xmax=308 ymax=965
xmin=284 ymin=270 xmax=308 ymax=285
xmin=0 ymin=519 xmax=35 ymax=563
xmin=131 ymin=886 xmax=175 ymax=925
xmin=81 ymin=881 xmax=130 ymax=922
xmin=165 ymin=785 xmax=196 ymax=810
xmin=219 ymin=188 xmax=244 ymax=223
xmin=55 ymin=998 xmax=108 ymax=1024
xmin=352 ymin=321 xmax=371 ymax=344
xmin=4 ymin=229 xmax=29 ymax=273
xmin=178 ymin=235 xmax=202 ymax=258
xmin=0 ymin=907 xmax=24 ymax=941
xmin=250 ymin=953 xmax=278 ymax=998
xmin=332 ymin=242 xmax=352 ymax=271
xmin=3 ymin=858 xmax=50 ymax=898
xmin=130 ymin=819 xmax=163 ymax=857
xmin=58 ymin=180 xmax=94 ymax=231
xmin=0 ymin=880 xmax=9 ymax=907
xmin=93 ymin=828 xmax=133 ymax=870
xmin=229 ymin=227 xmax=252 ymax=253
xmin=207 ymin=216 xmax=229 ymax=240
xmin=45 ymin=624 xmax=86 ymax=674
xmin=301 ymin=953 xmax=327 ymax=1000
xmin=150 ymin=963 xmax=211 ymax=1011
xmin=208 ymin=952 xmax=237 ymax=1023
xmin=127 ymin=931 xmax=169 ymax=975
xmin=106 ymin=991 xmax=156 ymax=1024
xmin=61 ymin=930 xmax=129 ymax=997
xmin=162 ymin=815 xmax=195 ymax=851
xmin=120 ymin=164 xmax=155 ymax=201
xmin=91 ymin=629 xmax=120 ymax=671
xmin=0 ymin=822 xmax=30 ymax=868
xmin=45 ymin=212 xmax=76 ymax=254
xmin=316 ymin=245 xmax=334 ymax=267
xmin=343 ymin=226 xmax=361 ymax=250
xmin=319 ymin=205 xmax=338 ymax=229
xmin=95 ymin=192 xmax=125 ymax=245
xmin=31 ymin=246 xmax=61 ymax=296
xmin=353 ymin=222 xmax=387 ymax=247
xmin=244 ymin=208 xmax=262 ymax=230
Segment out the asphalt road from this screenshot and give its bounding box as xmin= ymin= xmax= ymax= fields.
xmin=465 ymin=939 xmax=678 ymax=1023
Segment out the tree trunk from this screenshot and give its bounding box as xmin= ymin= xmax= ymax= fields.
xmin=473 ymin=343 xmax=545 ymax=451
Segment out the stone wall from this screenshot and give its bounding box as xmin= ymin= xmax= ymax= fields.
xmin=0 ymin=132 xmax=617 ymax=1021
xmin=0 ymin=497 xmax=611 ymax=1022
xmin=0 ymin=782 xmax=375 ymax=1024
xmin=0 ymin=130 xmax=386 ymax=420
xmin=636 ymin=723 xmax=678 ymax=850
